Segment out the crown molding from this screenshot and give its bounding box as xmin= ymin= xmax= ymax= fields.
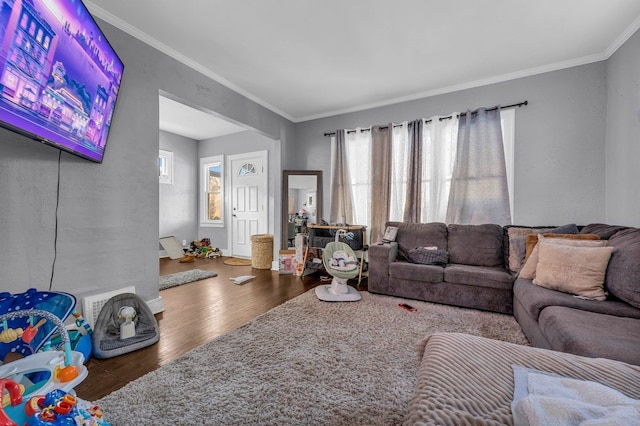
xmin=86 ymin=2 xmax=639 ymax=124
xmin=295 ymin=53 xmax=606 ymax=122
xmin=604 ymin=14 xmax=640 ymax=58
xmin=84 ymin=2 xmax=296 ymax=123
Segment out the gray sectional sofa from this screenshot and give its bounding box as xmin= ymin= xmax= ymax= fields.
xmin=368 ymin=221 xmax=640 ymax=365
xmin=513 ymin=223 xmax=640 ymax=365
xmin=368 ymin=221 xmax=515 ymax=314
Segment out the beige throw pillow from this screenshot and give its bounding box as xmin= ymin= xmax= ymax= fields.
xmin=533 ymin=242 xmax=614 ymax=301
xmin=518 ymin=234 xmax=607 ymax=280
xmin=524 ymin=233 xmax=600 ymax=262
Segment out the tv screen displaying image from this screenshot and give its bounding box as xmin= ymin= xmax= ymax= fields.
xmin=0 ymin=0 xmax=124 ymax=163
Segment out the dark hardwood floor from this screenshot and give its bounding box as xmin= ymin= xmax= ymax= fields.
xmin=76 ymin=256 xmax=330 ymax=401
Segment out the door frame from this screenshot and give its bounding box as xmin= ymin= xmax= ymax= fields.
xmin=226 ymin=150 xmax=269 ymax=258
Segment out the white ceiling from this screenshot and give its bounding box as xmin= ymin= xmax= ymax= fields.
xmin=88 ymin=0 xmax=640 ymax=129
xmin=158 ymin=96 xmax=246 ymax=140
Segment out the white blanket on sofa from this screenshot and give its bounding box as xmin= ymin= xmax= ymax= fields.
xmin=512 ymin=365 xmax=640 ymax=426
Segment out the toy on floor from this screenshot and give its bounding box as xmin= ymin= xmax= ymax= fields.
xmin=315 ymin=229 xmax=362 ymax=302
xmin=229 ymin=275 xmax=255 ymax=285
xmin=2 ymin=383 xmax=110 ymax=426
xmin=91 ymin=293 xmax=159 ymax=359
xmin=0 ymin=311 xmax=89 ymax=425
xmin=117 ymin=306 xmax=136 ymax=340
xmin=187 ymin=238 xmax=221 ymax=259
xmin=45 ymin=311 xmax=93 ymax=365
xmin=0 ymin=290 xmax=76 ymax=363
xmin=0 ymin=310 xmax=85 ymax=387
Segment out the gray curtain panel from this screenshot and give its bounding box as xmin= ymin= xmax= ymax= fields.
xmin=370 ymin=125 xmax=392 ymax=243
xmin=446 ymin=107 xmax=512 ymax=225
xmin=403 ymin=119 xmax=423 ymax=223
xmin=329 ymin=129 xmax=354 ymax=224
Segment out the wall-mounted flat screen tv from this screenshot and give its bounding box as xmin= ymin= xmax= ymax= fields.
xmin=0 ymin=0 xmax=124 ymax=163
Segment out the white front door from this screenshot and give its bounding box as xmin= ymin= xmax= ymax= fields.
xmin=229 ymin=151 xmax=268 ymax=258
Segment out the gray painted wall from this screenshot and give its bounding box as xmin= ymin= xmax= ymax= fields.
xmin=159 ymin=131 xmax=199 ymax=246
xmin=295 ymin=62 xmax=608 ymax=227
xmin=198 ymin=130 xmax=279 ymax=251
xmin=0 ymin=19 xmax=294 ymax=304
xmin=0 ymin=13 xmax=636 ymax=304
xmin=605 ymin=29 xmax=640 ymax=227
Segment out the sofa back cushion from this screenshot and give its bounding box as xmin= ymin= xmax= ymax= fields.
xmin=448 ymin=224 xmax=504 ymax=267
xmin=605 ymin=228 xmax=640 ymax=309
xmin=388 ymin=222 xmax=448 ymax=259
xmin=580 ymin=223 xmax=629 ymax=240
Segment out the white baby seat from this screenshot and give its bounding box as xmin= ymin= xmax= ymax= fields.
xmin=315 ymin=231 xmax=362 ymax=302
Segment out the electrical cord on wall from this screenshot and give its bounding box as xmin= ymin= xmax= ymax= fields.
xmin=49 ymin=150 xmax=61 ymax=291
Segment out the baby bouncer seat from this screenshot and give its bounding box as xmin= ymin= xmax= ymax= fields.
xmin=315 ymin=233 xmax=362 ymax=302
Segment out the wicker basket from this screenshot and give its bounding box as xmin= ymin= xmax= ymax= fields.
xmin=251 ymin=234 xmax=274 ymax=269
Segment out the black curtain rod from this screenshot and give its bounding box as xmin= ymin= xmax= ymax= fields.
xmin=323 ymin=100 xmax=528 ymax=136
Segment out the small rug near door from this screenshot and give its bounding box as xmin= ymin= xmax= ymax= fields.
xmin=159 ymin=269 xmax=217 ymax=290
xmin=223 ymin=257 xmax=252 ymax=266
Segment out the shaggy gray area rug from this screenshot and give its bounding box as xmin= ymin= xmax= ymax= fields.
xmin=97 ymin=290 xmax=529 ymax=425
xmin=159 ymin=269 xmax=217 ymax=290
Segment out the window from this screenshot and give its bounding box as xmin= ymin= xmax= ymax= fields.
xmin=331 ymin=109 xmax=516 ymax=228
xmin=158 ymin=149 xmax=173 ymax=184
xmin=238 ymin=163 xmax=257 ymax=176
xmin=200 ymin=155 xmax=224 ymax=227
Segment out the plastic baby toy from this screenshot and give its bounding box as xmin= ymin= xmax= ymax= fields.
xmin=21 ymin=389 xmax=111 ymax=426
xmin=117 ymin=306 xmax=136 ymax=340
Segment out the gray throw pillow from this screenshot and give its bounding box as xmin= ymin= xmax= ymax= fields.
xmin=407 ymin=247 xmax=449 ymax=265
xmin=548 ymin=223 xmax=579 ymax=235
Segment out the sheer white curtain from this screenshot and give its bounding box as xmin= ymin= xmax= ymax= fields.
xmin=344 ymin=128 xmax=371 ymax=228
xmin=421 ymin=115 xmax=459 ymax=223
xmin=389 ymin=122 xmax=409 ymax=221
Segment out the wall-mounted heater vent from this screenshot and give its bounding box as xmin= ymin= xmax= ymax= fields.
xmin=82 ymin=286 xmax=136 ymax=328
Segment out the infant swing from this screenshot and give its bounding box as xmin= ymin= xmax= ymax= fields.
xmin=315 ymin=229 xmax=362 ymax=302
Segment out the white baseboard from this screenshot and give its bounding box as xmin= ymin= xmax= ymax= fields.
xmin=147 ymin=296 xmax=164 ymax=314
xmin=272 ymin=260 xmax=278 ymax=271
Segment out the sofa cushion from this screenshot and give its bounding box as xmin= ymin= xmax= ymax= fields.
xmin=513 ymin=279 xmax=640 ymax=321
xmin=605 ymin=228 xmax=640 ymax=309
xmin=533 ymin=242 xmax=614 ymax=301
xmin=448 ymin=224 xmax=504 ymax=267
xmin=389 ymin=261 xmax=443 ymax=283
xmin=539 ymin=306 xmax=640 ymax=365
xmin=580 ymin=223 xmax=630 ymax=240
xmin=389 ymin=222 xmax=448 ymax=260
xmin=519 ymin=235 xmax=606 ymax=280
xmin=444 ymin=264 xmax=514 ymax=290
